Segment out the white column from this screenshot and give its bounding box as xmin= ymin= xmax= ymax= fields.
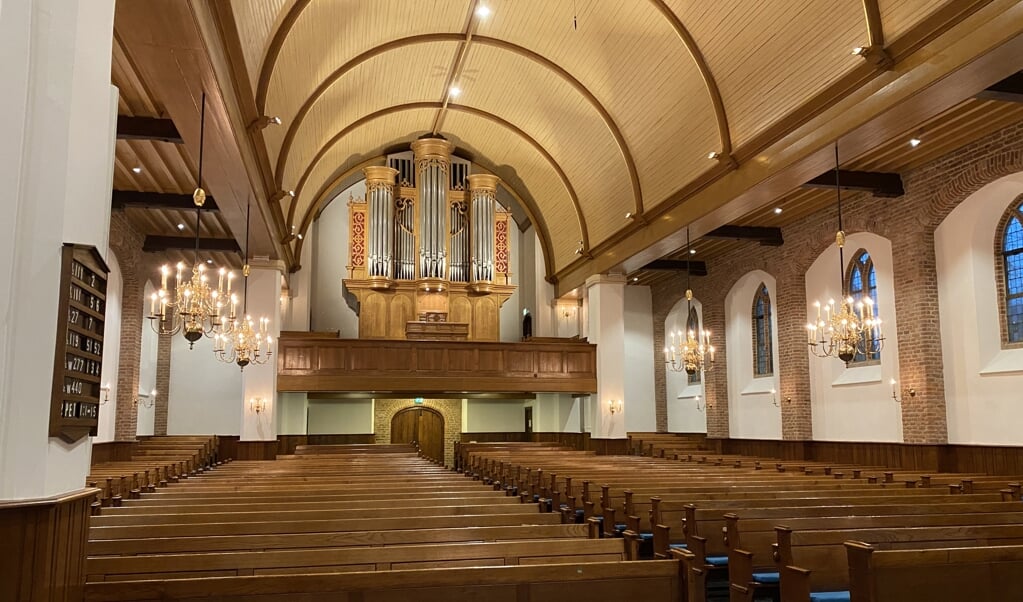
xmin=585 ymin=274 xmax=628 ymax=439
xmin=240 ymin=266 xmax=283 ymax=441
xmin=0 ymin=0 xmax=116 ymax=500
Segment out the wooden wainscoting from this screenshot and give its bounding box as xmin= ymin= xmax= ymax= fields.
xmin=458 ymin=432 xmax=630 ymax=455
xmin=0 ymin=487 xmax=97 ymax=601
xmin=277 ymin=434 xmax=376 ymax=455
xmin=276 ymin=334 xmax=597 ymax=394
xmin=706 ymin=438 xmax=1023 ymax=475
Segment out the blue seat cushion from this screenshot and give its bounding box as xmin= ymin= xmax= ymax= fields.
xmin=574 ymin=509 xmax=585 ymax=519
xmin=751 ymin=572 xmax=780 ymax=584
xmin=809 ymin=592 xmax=850 ymax=602
xmin=705 ymin=556 xmax=728 ymax=566
xmin=532 ymin=494 xmax=540 ymax=502
xmin=614 ymin=523 xmax=628 ymax=532
xmin=639 ymin=532 xmax=654 ymax=541
xmin=668 ymin=543 xmax=688 ymax=550
xmin=559 ymin=504 xmax=569 ymax=510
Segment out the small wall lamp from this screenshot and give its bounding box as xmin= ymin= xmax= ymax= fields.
xmin=890 ymin=379 xmax=915 ymax=404
xmin=133 ymin=389 xmax=156 ymax=409
xmin=608 ymin=399 xmax=623 ymax=415
xmin=696 ymin=395 xmax=705 ymax=412
xmin=250 ymin=396 xmax=267 ymax=414
xmin=100 ymin=383 xmax=111 ymax=405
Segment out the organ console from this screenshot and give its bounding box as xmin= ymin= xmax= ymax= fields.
xmin=344 ymin=137 xmax=515 ymax=341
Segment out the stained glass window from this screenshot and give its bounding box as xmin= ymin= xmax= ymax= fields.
xmin=752 ymin=284 xmax=773 ymax=377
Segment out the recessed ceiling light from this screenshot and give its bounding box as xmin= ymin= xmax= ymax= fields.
xmin=633 ymin=277 xmax=639 ymax=282
xmin=449 ymin=86 xmax=462 ymax=98
xmin=774 ymin=207 xmax=783 ymax=214
xmin=177 ymin=223 xmax=185 ymax=230
xmin=475 ymin=4 xmax=491 ymax=18
xmin=909 ymin=138 xmax=921 ymax=148
xmin=206 ymin=259 xmax=213 ymax=264
xmin=689 ymin=249 xmax=697 ymax=255
xmin=132 ymin=166 xmax=142 ymax=174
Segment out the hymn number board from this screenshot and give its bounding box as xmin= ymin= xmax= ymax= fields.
xmin=50 ymin=244 xmax=109 ymax=442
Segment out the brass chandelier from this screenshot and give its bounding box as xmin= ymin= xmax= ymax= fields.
xmin=806 ymin=143 xmax=884 ymax=363
xmin=148 ymin=93 xmax=235 ymax=348
xmin=213 ymin=199 xmax=273 ymax=370
xmin=665 ymin=227 xmax=715 ymax=375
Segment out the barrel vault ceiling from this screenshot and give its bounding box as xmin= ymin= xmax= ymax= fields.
xmin=111 ymin=0 xmax=1023 ymax=295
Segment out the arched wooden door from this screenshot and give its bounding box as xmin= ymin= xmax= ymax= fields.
xmin=391 ymin=406 xmax=445 ymax=462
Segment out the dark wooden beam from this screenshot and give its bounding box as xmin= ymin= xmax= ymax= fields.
xmin=115 ymin=115 xmax=183 ymax=144
xmin=975 ymin=71 xmax=1023 ymax=103
xmin=112 ymin=190 xmax=218 ymax=212
xmin=641 ymin=259 xmax=707 ymax=276
xmin=705 ymin=225 xmax=784 ymax=246
xmin=143 ymin=236 xmax=239 ymax=253
xmin=803 ymin=169 xmax=904 ymax=198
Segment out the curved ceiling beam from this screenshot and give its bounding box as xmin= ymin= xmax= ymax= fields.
xmin=255 ymin=0 xmax=312 ymax=114
xmin=269 ymin=33 xmax=643 ymax=218
xmin=285 ymin=100 xmax=585 ymax=261
xmin=647 ymin=0 xmax=734 ymax=160
xmin=293 ymin=156 xmax=556 ymax=282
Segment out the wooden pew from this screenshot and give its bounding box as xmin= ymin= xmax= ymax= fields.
xmin=83 ymin=560 xmax=682 ymax=601
xmin=844 ymin=541 xmax=1023 ymax=601
xmin=774 ymin=523 xmax=1023 ymax=601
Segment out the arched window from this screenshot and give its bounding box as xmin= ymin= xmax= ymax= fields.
xmin=1001 ymin=202 xmax=1023 ymax=343
xmin=752 ymin=284 xmax=773 ymax=377
xmin=845 ymin=249 xmax=880 ymax=364
xmin=686 ymin=306 xmax=701 ymax=385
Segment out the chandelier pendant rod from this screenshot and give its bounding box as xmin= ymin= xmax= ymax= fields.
xmin=242 ymin=197 xmax=251 ymax=316
xmin=834 ymin=142 xmax=846 ymax=294
xmin=194 ymin=92 xmax=207 ymax=266
xmin=685 ymin=226 xmax=692 ymax=314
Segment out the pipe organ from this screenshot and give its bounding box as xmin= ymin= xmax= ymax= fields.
xmin=344 ymin=138 xmax=515 ymax=341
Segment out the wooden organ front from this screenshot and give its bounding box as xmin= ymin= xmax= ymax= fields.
xmin=344 ymin=137 xmax=515 ymax=341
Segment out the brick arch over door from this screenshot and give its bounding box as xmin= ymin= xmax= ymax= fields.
xmin=374 ymin=399 xmax=461 ymax=467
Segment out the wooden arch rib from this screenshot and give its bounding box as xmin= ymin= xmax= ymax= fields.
xmin=268 ymin=33 xmax=643 ymax=218
xmin=255 ymin=0 xmax=312 ymax=114
xmin=647 ymin=0 xmax=733 ymax=159
xmin=286 ymin=101 xmax=584 ymax=262
xmin=293 ymin=156 xmax=556 ymax=282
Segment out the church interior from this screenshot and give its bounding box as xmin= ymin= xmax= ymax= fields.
xmin=5 ymin=0 xmax=1023 ymax=600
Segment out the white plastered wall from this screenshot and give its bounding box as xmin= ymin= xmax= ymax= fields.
xmin=95 ymin=249 xmax=121 ymax=442
xmin=135 ymin=280 xmax=158 ymax=437
xmin=311 ymin=181 xmax=364 ymax=336
xmin=624 ymin=286 xmax=656 ymax=432
xmin=936 ymin=172 xmax=1023 ymax=445
xmin=307 ymin=399 xmax=374 ymax=434
xmin=665 ymin=295 xmax=708 ymax=433
xmin=167 ymin=335 xmax=241 ymax=435
xmin=726 ymin=270 xmax=783 ymax=439
xmin=463 ymin=399 xmax=526 ymax=432
xmin=806 ymin=233 xmax=903 ymax=442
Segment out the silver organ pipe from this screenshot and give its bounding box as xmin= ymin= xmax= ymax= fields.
xmin=468 ymin=174 xmax=500 ymax=284
xmin=363 ymin=166 xmax=398 ymax=280
xmin=412 ymin=138 xmax=454 ymax=280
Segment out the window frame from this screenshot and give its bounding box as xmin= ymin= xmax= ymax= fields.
xmin=751 ymin=283 xmax=773 ymax=377
xmin=997 ymin=196 xmax=1023 ymax=348
xmin=843 ymin=248 xmax=881 ymax=366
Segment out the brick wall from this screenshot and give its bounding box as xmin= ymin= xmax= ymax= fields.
xmin=652 ymin=120 xmax=1023 ymax=444
xmin=373 ymin=399 xmax=462 ymax=467
xmin=108 ymin=212 xmax=145 ymax=441
xmin=154 ymin=332 xmax=171 ymax=436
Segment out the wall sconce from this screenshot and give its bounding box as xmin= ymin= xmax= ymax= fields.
xmin=695 ymin=395 xmax=705 ymax=412
xmin=890 ymin=379 xmax=915 ymax=404
xmin=133 ymin=389 xmax=156 ymax=409
xmin=250 ymin=396 xmax=267 ymax=414
xmin=771 ymin=388 xmax=778 ymax=407
xmin=100 ymin=383 xmax=111 ymax=405
xmin=607 ymin=399 xmax=622 ymax=414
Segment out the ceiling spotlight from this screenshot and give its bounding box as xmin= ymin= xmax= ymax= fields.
xmin=475 ymin=4 xmax=491 ymax=18
xmin=852 ymin=47 xmax=865 ymax=56
xmin=251 ymin=115 xmax=283 ymax=131
xmin=132 ymin=166 xmax=143 ymax=174
xmin=206 ymin=259 xmax=213 ymax=264
xmin=707 ymin=151 xmax=721 ymax=160
xmin=633 ymin=277 xmax=639 ymax=282
xmin=287 ymin=190 xmax=295 ymax=197
xmin=909 ymin=138 xmax=921 ymax=148
xmin=177 ymin=223 xmax=186 ymax=230
xmin=449 ymin=86 xmax=462 ymax=98
xmin=297 ymin=233 xmax=303 ymax=240
xmin=689 ymin=248 xmax=697 ymax=255
xmin=625 ymin=212 xmax=633 ymax=220
xmin=774 ymin=207 xmax=783 ymax=214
